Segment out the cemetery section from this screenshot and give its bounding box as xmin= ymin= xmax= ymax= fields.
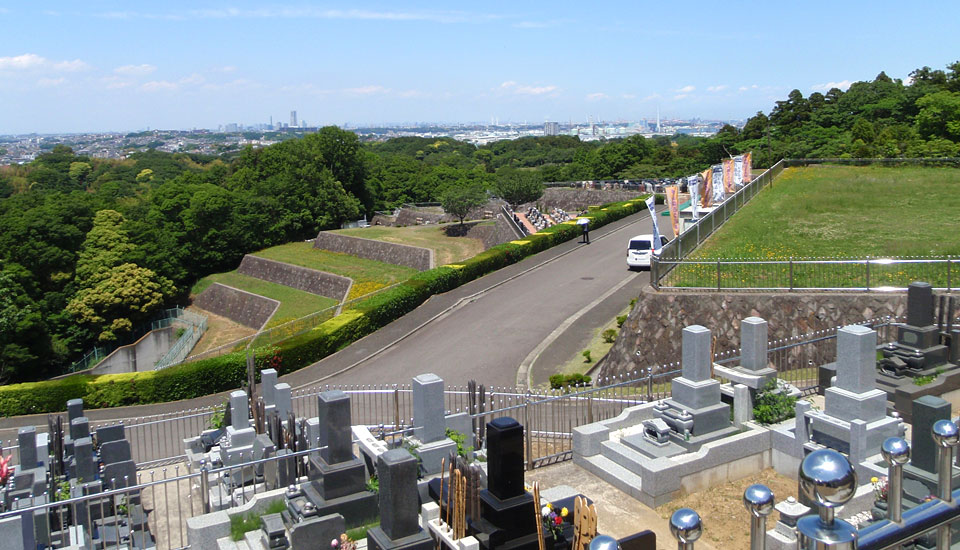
xmin=192 ymin=273 xmax=337 ymax=327
xmin=687 ymin=164 xmax=960 ymax=264
xmin=330 ymin=223 xmax=492 ymax=267
xmin=237 ymin=255 xmax=353 ymax=302
xmin=315 ymin=230 xmax=435 ymax=271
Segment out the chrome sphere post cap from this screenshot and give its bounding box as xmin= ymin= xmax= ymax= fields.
xmin=880 ymin=437 xmax=910 ymax=465
xmin=743 ymin=484 xmax=775 ymax=518
xmin=588 ymin=535 xmax=619 ymax=550
xmin=799 ymin=449 xmax=857 ymax=509
xmin=932 ymin=419 xmax=960 ymax=448
xmin=669 ymin=508 xmax=703 ymax=543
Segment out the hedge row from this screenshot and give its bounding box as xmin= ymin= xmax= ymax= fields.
xmin=0 ymin=196 xmax=651 ymax=417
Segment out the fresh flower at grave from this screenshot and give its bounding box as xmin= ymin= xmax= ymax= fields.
xmin=542 ymin=506 xmax=551 ymax=517
xmin=546 ymin=502 xmax=553 ymax=510
xmin=561 ymin=507 xmax=568 ymax=518
xmin=554 ymin=515 xmax=562 ymax=526
xmin=331 ymin=539 xmax=339 ymax=548
xmin=871 ymin=475 xmax=888 ymax=502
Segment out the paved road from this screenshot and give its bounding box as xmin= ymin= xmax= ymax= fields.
xmin=0 ymin=208 xmax=658 ymax=440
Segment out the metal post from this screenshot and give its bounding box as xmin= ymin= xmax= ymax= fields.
xmin=744 ymin=484 xmax=774 ymax=550
xmin=789 ymin=258 xmax=794 ymax=291
xmin=669 ymin=508 xmax=702 ymax=550
xmin=524 ymin=396 xmax=533 ymax=471
xmin=652 ymin=256 xmax=659 ymax=290
xmin=865 ymin=256 xmax=871 ymax=290
xmin=948 ymin=256 xmax=952 ymax=292
xmin=881 ymin=437 xmax=910 ymax=525
xmin=796 ymin=449 xmax=858 ymax=549
xmin=717 ymin=260 xmax=721 ymax=291
xmin=932 ymin=419 xmax=959 ymax=550
xmin=200 ymin=460 xmax=210 ymax=514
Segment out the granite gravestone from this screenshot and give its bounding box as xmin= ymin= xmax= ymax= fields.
xmin=473 ymin=417 xmax=539 ymax=550
xmin=366 ymin=449 xmax=433 ymax=550
xmin=17 ymin=426 xmax=38 ymax=470
xmin=406 ymin=373 xmax=457 ymax=474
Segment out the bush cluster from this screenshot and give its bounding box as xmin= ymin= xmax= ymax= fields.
xmin=549 ymin=372 xmax=592 ymax=390
xmin=0 ymin=197 xmax=648 ymax=416
xmin=752 ymin=380 xmax=798 ymax=425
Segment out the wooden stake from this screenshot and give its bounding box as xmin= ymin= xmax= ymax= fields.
xmin=533 ymin=482 xmax=545 ymax=550
xmin=437 ymin=457 xmax=445 ymax=550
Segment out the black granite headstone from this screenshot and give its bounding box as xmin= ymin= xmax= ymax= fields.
xmin=487 ymin=417 xmax=525 ymax=500
xmin=100 ymin=440 xmax=132 ymax=464
xmin=67 ymin=399 xmax=84 ymax=424
xmin=70 ymin=416 xmax=90 ymax=441
xmin=319 ymin=391 xmax=352 ymax=465
xmin=17 ymin=426 xmax=37 ymax=470
xmin=95 ymin=424 xmax=125 ymax=445
xmin=911 ymin=395 xmax=951 ymax=474
xmin=907 ymin=282 xmax=935 ymax=328
xmin=379 ymin=449 xmax=420 ymax=540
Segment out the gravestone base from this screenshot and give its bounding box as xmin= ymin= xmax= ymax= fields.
xmin=656 ymin=399 xmax=732 ymax=437
xmin=473 ymin=489 xmax=538 ymax=550
xmin=299 ymin=484 xmax=378 ymax=528
xmin=367 ymin=526 xmax=434 ymax=550
xmin=875 ymin=363 xmax=960 ymax=424
xmin=404 ymin=437 xmax=458 ymax=475
xmin=902 ymin=464 xmax=960 ymax=505
xmin=621 ymin=424 xmax=740 ymax=457
xmin=807 ymin=412 xmax=900 ymax=456
xmin=308 ymin=456 xmax=367 ymax=500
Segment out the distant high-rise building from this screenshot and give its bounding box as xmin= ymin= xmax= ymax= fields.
xmin=290 ymin=110 xmax=298 ymax=128
xmin=544 ymin=121 xmax=559 ymax=136
xmin=656 ymin=107 xmax=661 ymax=133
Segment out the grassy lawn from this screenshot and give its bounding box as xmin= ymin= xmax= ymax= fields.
xmin=252 ymin=241 xmax=417 ymax=299
xmin=668 ymin=165 xmax=960 ymax=288
xmin=191 ymin=271 xmax=338 ymax=327
xmin=332 ymin=223 xmax=489 ymax=266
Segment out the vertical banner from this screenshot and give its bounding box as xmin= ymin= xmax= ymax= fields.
xmin=700 ymin=169 xmax=712 ymax=209
xmin=666 ymin=185 xmax=680 ymax=238
xmin=733 ymin=155 xmax=744 ymax=187
xmin=645 ymin=195 xmax=663 ymax=246
xmin=722 ymin=158 xmax=736 ymax=193
xmin=743 ymin=151 xmax=753 ymax=183
xmin=687 ymin=175 xmax=700 ymax=220
xmin=711 ymin=164 xmax=725 ymax=203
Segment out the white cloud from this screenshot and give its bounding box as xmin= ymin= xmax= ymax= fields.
xmin=738 ymin=84 xmax=760 ymax=91
xmin=675 ymin=85 xmax=695 ymax=93
xmin=0 ymin=53 xmax=89 ymax=72
xmin=100 ymin=7 xmax=498 ymax=24
xmin=500 ymin=81 xmax=517 ymax=89
xmin=641 ymin=93 xmax=661 ymax=101
xmin=499 ymin=81 xmax=558 ymax=96
xmin=36 ymin=77 xmax=65 ymax=87
xmin=707 ymin=85 xmax=728 ymax=92
xmin=812 ymin=80 xmax=852 ymax=91
xmin=179 ymin=73 xmax=205 ymax=86
xmin=673 ymin=94 xmax=691 ymax=100
xmin=213 ymin=65 xmax=237 ymax=73
xmin=586 ymin=92 xmax=608 ymax=101
xmin=114 ymin=64 xmax=157 ymax=76
xmin=622 ymin=93 xmax=637 ymax=99
xmin=141 ymin=80 xmax=178 ymax=92
xmin=343 ymin=85 xmax=389 ymax=96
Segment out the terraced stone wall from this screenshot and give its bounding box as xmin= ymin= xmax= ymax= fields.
xmin=237 ymin=255 xmax=351 ymax=301
xmin=193 ymin=283 xmax=280 ymax=329
xmin=313 ymin=232 xmax=434 ymax=271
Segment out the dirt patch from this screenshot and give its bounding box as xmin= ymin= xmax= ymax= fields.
xmin=655 ymin=468 xmax=798 ymax=549
xmin=189 ymin=306 xmax=256 ymax=355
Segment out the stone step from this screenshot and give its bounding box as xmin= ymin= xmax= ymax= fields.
xmin=578 ymin=454 xmax=644 ymax=502
xmin=600 ymin=439 xmax=650 ymax=472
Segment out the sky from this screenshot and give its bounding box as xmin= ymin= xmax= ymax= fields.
xmin=1 ymin=1 xmax=959 ymax=134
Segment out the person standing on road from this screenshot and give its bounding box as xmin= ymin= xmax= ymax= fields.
xmin=577 ymin=217 xmax=590 ymax=244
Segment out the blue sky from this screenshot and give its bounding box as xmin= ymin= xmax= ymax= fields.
xmin=1 ymin=1 xmax=959 ymax=134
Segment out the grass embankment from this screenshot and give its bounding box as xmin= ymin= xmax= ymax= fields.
xmin=191 ymin=272 xmax=338 ymax=327
xmin=333 ymin=223 xmax=488 ymax=266
xmin=668 ymin=165 xmax=960 ymax=288
xmin=253 ymin=241 xmax=418 ymax=299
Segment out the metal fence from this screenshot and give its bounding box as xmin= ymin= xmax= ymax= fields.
xmin=155 ymin=311 xmax=209 ymax=370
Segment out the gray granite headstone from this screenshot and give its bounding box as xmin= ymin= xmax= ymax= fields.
xmin=741 ymin=317 xmax=768 ymax=371
xmin=275 ymin=383 xmax=292 ymax=420
xmin=835 ymin=325 xmax=877 ymax=394
xmin=378 ymin=448 xmax=420 ymax=540
xmin=261 ymin=369 xmax=278 ymax=406
xmin=67 ymin=399 xmax=84 ymax=424
xmin=794 ymin=401 xmax=812 ymax=450
xmin=0 ymin=516 xmax=24 ymax=550
xmin=74 ymin=437 xmax=97 ymax=482
xmin=681 ymin=325 xmax=712 ymax=382
xmin=17 ymin=426 xmax=37 ymax=469
xmin=95 ymin=424 xmax=125 ymax=444
xmin=103 ymin=460 xmax=137 ymax=489
xmin=100 ymin=440 xmax=132 ymax=464
xmin=907 ymin=282 xmax=934 ymax=328
xmin=70 ymin=416 xmax=90 ymax=441
xmin=230 ymin=390 xmax=250 ymax=429
xmin=318 ymin=390 xmax=352 ymax=464
xmin=413 ymin=373 xmax=445 ymax=443
xmin=911 ymin=395 xmax=951 ymax=474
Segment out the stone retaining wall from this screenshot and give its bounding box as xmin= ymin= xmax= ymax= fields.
xmin=526 ymin=188 xmax=648 ymax=212
xmin=237 ymin=255 xmax=352 ymax=301
xmin=598 ymin=286 xmax=908 ymax=378
xmin=313 ymin=232 xmax=434 ymax=271
xmin=193 ymin=283 xmax=280 ymax=329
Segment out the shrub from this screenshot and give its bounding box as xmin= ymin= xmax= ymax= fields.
xmin=581 ymin=350 xmax=592 ymax=363
xmin=549 ymin=373 xmax=592 ymax=389
xmin=0 ymin=196 xmax=649 ymax=416
xmin=602 ymin=329 xmax=617 ymax=343
xmin=752 ymin=380 xmax=797 ymax=425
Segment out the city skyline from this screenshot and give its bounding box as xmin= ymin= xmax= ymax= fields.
xmin=2 ymin=1 xmax=959 ymax=134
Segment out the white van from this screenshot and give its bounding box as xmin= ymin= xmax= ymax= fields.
xmin=627 ymin=234 xmax=668 ymax=270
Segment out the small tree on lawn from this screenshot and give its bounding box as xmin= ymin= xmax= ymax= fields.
xmin=440 ymin=184 xmax=487 ymax=226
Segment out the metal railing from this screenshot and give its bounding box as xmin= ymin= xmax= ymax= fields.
xmin=658 ymin=256 xmax=957 ymax=291
xmin=155 ymin=310 xmax=208 ymax=370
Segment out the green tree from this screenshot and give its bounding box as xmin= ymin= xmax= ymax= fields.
xmin=915 ymin=91 xmax=960 ymax=140
xmin=493 ymin=170 xmax=544 ymax=207
xmin=69 ymin=161 xmax=93 ymax=187
xmin=440 ymin=184 xmax=486 ymax=226
xmin=0 ymin=269 xmax=51 ymax=382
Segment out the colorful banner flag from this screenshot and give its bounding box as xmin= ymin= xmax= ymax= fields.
xmin=711 ymin=164 xmax=725 ymax=203
xmin=700 ymin=169 xmax=712 ymax=209
xmin=722 ymin=158 xmax=736 ymax=193
xmin=743 ymin=151 xmax=753 ymax=183
xmin=733 ymin=155 xmax=744 ymax=187
xmin=687 ymin=175 xmax=700 ymax=220
xmin=666 ymin=185 xmax=680 ymax=238
xmin=645 ymin=195 xmax=663 ymax=246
